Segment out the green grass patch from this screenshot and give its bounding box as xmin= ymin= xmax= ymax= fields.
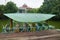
xmin=48 ymin=21 xmax=60 ymax=29
xmin=0 ymin=19 xmax=10 ymax=32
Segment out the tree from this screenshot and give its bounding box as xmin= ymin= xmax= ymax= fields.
xmin=27 ymin=8 xmax=38 ymax=13
xmin=5 ymin=1 xmax=18 ymax=13
xmin=0 ymin=1 xmax=18 ymax=19
xmin=0 ymin=5 xmax=5 ymax=13
xmin=38 ymin=0 xmax=60 ymax=14
xmin=51 ymin=5 xmax=60 ymax=15
xmin=38 ymin=0 xmax=60 ymax=20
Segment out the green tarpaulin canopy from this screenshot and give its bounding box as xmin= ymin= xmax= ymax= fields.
xmin=4 ymin=13 xmax=55 ymax=22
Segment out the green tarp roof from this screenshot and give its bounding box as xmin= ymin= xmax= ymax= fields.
xmin=4 ymin=13 xmax=55 ymax=22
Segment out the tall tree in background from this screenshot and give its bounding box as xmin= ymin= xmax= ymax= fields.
xmin=5 ymin=1 xmax=18 ymax=13
xmin=38 ymin=0 xmax=60 ymax=20
xmin=38 ymin=0 xmax=60 ymax=14
xmin=27 ymin=8 xmax=38 ymax=13
xmin=0 ymin=5 xmax=5 ymax=18
xmin=0 ymin=1 xmax=18 ymax=19
xmin=0 ymin=5 xmax=5 ymax=13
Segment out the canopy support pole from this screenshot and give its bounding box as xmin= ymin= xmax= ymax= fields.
xmin=10 ymin=19 xmax=13 ymax=28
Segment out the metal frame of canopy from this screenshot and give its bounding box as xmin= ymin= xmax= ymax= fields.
xmin=4 ymin=13 xmax=55 ymax=28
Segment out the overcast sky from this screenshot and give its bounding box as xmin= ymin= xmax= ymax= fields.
xmin=0 ymin=0 xmax=44 ymax=8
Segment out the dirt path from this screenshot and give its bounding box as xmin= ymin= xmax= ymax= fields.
xmin=0 ymin=34 xmax=60 ymax=40
xmin=0 ymin=30 xmax=60 ymax=40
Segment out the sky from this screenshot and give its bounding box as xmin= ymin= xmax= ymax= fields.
xmin=0 ymin=0 xmax=44 ymax=8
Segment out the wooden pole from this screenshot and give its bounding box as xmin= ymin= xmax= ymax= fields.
xmin=10 ymin=19 xmax=13 ymax=28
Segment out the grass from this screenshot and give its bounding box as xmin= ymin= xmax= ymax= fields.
xmin=0 ymin=19 xmax=60 ymax=32
xmin=0 ymin=19 xmax=10 ymax=32
xmin=48 ymin=21 xmax=60 ymax=29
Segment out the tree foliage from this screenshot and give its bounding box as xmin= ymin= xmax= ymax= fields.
xmin=38 ymin=0 xmax=60 ymax=14
xmin=27 ymin=8 xmax=38 ymax=13
xmin=0 ymin=1 xmax=18 ymax=13
xmin=37 ymin=0 xmax=60 ymax=20
xmin=5 ymin=1 xmax=18 ymax=13
xmin=0 ymin=5 xmax=5 ymax=13
xmin=0 ymin=1 xmax=18 ymax=19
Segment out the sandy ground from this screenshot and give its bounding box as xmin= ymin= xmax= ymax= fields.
xmin=0 ymin=34 xmax=60 ymax=40
xmin=0 ymin=30 xmax=60 ymax=40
